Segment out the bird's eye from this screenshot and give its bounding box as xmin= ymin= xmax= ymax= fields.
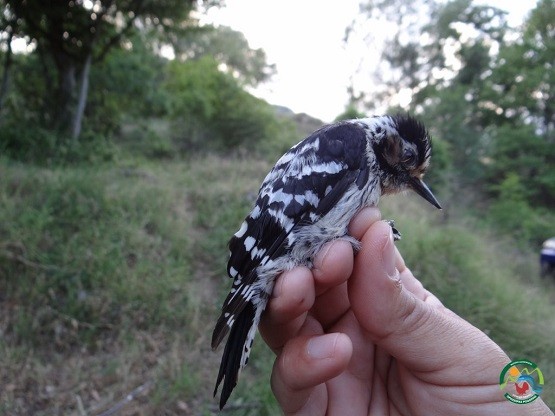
xmin=401 ymin=148 xmax=417 ymax=166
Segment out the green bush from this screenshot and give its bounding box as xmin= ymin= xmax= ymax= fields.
xmin=488 ymin=173 xmax=553 ymax=246
xmin=486 ymin=124 xmax=555 ymax=208
xmin=0 ymin=121 xmax=117 ymax=165
xmin=118 ymin=118 xmax=176 ymax=160
xmin=87 ymin=40 xmax=171 ymax=135
xmin=164 ymin=56 xmax=296 ymax=154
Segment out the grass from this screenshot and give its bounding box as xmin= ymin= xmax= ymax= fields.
xmin=1 ymin=153 xmax=554 ymax=414
xmin=0 ymin=154 xmax=279 ymax=415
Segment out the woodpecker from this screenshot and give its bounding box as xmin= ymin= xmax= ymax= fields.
xmin=212 ymin=114 xmax=441 ymax=409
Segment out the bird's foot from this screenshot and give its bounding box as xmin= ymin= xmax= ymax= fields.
xmin=385 ymin=219 xmax=401 ymax=241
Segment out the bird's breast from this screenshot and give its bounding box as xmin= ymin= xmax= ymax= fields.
xmin=287 ymin=181 xmax=380 ymax=265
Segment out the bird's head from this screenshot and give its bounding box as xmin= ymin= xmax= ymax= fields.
xmin=364 ymin=114 xmax=441 ymax=209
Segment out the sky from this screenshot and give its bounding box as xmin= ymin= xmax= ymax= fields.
xmin=202 ymin=1 xmax=535 ymax=122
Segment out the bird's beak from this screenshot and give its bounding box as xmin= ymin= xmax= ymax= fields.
xmin=409 ymin=177 xmax=442 ymax=209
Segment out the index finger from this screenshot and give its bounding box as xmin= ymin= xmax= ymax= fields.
xmin=348 ymin=207 xmax=382 ymax=240
xmin=260 ymin=266 xmax=315 ymax=352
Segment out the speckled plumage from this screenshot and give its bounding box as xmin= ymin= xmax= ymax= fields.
xmin=212 ymin=114 xmax=441 ymax=409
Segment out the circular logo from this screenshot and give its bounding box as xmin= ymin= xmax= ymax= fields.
xmin=499 ymin=359 xmax=544 ymax=404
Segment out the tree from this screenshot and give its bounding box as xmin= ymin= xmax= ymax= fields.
xmin=163 ymin=56 xmax=295 ymax=153
xmin=86 ymin=33 xmax=170 ymax=134
xmin=477 ymin=0 xmax=555 ymax=209
xmin=344 ymin=0 xmax=438 ymax=111
xmin=482 ymin=0 xmax=554 ymax=140
xmin=346 ymin=0 xmax=555 ymax=245
xmin=346 ymin=0 xmax=508 ymax=185
xmin=174 ymin=25 xmax=276 ymax=87
xmin=486 ymin=124 xmax=555 ymax=205
xmin=0 ymin=9 xmax=17 ymax=115
xmin=349 ymin=0 xmax=507 ymax=111
xmin=2 ymin=0 xmax=219 ymax=139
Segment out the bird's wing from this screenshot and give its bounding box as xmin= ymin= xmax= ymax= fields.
xmin=212 ymin=122 xmax=369 ymax=348
xmin=230 ymin=122 xmax=369 ymax=278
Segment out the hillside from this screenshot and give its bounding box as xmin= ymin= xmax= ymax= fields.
xmin=1 ymin=140 xmax=554 ymax=414
xmin=273 ymin=105 xmax=326 ymax=138
xmin=1 ymin=0 xmax=554 ymax=413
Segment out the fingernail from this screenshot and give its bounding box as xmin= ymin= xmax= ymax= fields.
xmin=307 ymin=334 xmax=338 ymax=359
xmin=382 ymin=228 xmax=396 ymax=278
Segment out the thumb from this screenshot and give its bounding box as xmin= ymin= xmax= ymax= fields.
xmin=349 ymin=220 xmax=422 ymax=345
xmin=348 ymin=220 xmax=506 ymax=374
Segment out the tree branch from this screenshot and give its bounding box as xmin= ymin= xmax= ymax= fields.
xmin=94 ymin=0 xmax=147 ymax=62
xmin=0 ymin=22 xmax=15 ymax=114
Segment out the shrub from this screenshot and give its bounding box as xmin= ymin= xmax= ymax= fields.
xmin=489 ymin=173 xmax=553 ymax=246
xmin=164 ymin=56 xmax=296 ymax=154
xmin=0 ymin=121 xmax=117 ymax=165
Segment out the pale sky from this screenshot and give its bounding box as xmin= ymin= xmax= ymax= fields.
xmin=202 ymin=1 xmax=534 ymax=122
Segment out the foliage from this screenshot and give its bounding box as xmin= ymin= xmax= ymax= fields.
xmin=334 ymin=104 xmax=367 ymax=122
xmin=487 ymin=174 xmax=552 ymax=245
xmin=175 ymin=25 xmax=276 ymax=87
xmin=0 ymin=16 xmax=287 ymax=162
xmin=348 ymin=0 xmax=507 ymax=107
xmin=0 ymin=0 xmax=216 ymax=138
xmin=351 ymin=0 xmax=555 ymax=246
xmin=416 ymin=84 xmax=485 ymax=186
xmin=483 ymin=0 xmax=554 ymax=134
xmin=1 ymin=51 xmax=49 ymax=125
xmin=422 ymin=134 xmax=451 ymax=194
xmin=0 ymin=120 xmax=117 ymax=164
xmin=477 ymin=0 xmax=555 ymax=224
xmin=118 ymin=118 xmax=176 ymax=160
xmin=164 ymin=56 xmax=296 ymax=154
xmin=1 ymin=36 xmax=171 ymax=140
xmin=486 ymin=124 xmax=555 ymax=205
xmin=0 ymin=36 xmax=174 ymax=164
xmin=87 ymin=37 xmax=171 ymax=133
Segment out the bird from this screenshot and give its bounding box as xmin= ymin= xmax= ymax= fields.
xmin=515 ymin=381 xmax=530 ymax=396
xmin=211 ymin=114 xmax=442 ymax=409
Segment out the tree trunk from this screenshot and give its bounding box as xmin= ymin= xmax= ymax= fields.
xmin=0 ymin=28 xmax=15 ymax=115
xmin=71 ymin=52 xmax=92 ymax=140
xmin=37 ymin=43 xmax=55 ymax=121
xmin=53 ymin=54 xmax=78 ymax=135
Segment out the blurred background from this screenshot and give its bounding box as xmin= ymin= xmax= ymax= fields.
xmin=0 ymin=0 xmax=553 ymax=414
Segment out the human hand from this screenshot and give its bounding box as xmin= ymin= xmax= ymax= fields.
xmin=259 ymin=207 xmax=553 ymax=415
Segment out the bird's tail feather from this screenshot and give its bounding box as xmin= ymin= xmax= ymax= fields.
xmin=213 ymin=302 xmax=256 ymax=410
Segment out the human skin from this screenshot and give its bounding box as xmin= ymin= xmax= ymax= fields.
xmin=259 ymin=207 xmax=553 ymax=416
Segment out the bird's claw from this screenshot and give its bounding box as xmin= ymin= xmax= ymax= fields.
xmin=385 ymin=219 xmax=401 ymax=241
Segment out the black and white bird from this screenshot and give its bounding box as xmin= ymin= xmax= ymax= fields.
xmin=212 ymin=114 xmax=441 ymax=409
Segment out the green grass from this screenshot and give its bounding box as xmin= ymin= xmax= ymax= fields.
xmin=1 ymin=154 xmax=554 ymax=414
xmin=0 ymin=161 xmax=192 ymax=342
xmin=0 ymin=155 xmax=278 ymax=415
